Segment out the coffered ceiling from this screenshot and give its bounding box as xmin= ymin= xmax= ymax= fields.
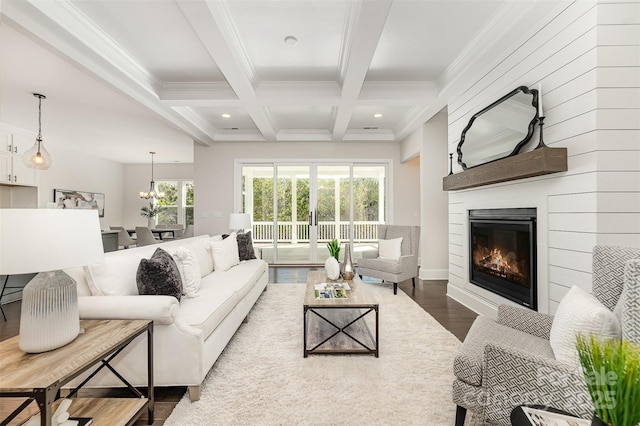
xmin=0 ymin=0 xmax=507 ymax=164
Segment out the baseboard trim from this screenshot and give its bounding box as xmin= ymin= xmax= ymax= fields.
xmin=419 ymin=268 xmax=448 ymax=281
xmin=446 ymin=283 xmax=498 ymax=318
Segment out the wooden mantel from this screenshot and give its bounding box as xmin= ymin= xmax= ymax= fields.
xmin=443 ymin=146 xmax=567 ymax=191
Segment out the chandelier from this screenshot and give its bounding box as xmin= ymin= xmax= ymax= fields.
xmin=23 ymin=93 xmax=52 ymax=170
xmin=139 ymin=152 xmax=165 ymax=199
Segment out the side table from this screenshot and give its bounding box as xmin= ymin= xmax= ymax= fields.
xmin=0 ymin=319 xmax=154 ymax=426
xmin=511 ymin=405 xmax=589 ymax=426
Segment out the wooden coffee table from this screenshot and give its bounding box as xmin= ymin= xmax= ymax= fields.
xmin=303 ymin=271 xmax=379 ymax=357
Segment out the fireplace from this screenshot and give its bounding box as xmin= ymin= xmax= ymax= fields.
xmin=469 ymin=208 xmax=537 ymax=310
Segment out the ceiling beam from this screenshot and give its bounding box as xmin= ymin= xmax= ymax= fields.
xmin=176 ymin=0 xmax=277 ymax=141
xmin=332 ymin=0 xmax=393 ymax=141
xmin=2 ymin=0 xmax=216 ymax=145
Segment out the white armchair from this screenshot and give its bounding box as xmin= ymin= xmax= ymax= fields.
xmin=357 ymin=225 xmax=420 ymax=295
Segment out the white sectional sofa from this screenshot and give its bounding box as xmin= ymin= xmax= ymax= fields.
xmin=64 ymin=234 xmax=268 ymax=401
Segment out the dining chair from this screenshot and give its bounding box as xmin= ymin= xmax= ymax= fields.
xmin=110 ymin=225 xmax=137 ymax=248
xmin=180 ymin=224 xmax=194 ymax=239
xmin=173 ymin=224 xmax=185 ymax=238
xmin=135 ymin=226 xmax=160 ymax=246
xmin=114 ymin=228 xmax=137 ymax=249
xmin=155 ymin=224 xmax=175 ymax=240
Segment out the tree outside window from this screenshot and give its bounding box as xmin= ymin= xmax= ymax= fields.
xmin=157 ymin=180 xmax=194 ymax=226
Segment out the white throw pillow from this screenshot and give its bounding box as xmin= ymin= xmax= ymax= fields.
xmin=84 ymin=252 xmax=144 ymax=296
xmin=172 ymin=246 xmax=201 ymax=298
xmin=378 ymin=237 xmax=403 ymax=261
xmin=209 ymin=232 xmax=240 ymax=272
xmin=549 ymin=285 xmax=621 ymax=367
xmin=185 ymin=238 xmax=215 ymax=277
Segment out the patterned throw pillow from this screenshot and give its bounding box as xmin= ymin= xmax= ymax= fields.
xmin=173 ymin=246 xmax=201 ymax=298
xmin=136 ymin=248 xmax=183 ymax=300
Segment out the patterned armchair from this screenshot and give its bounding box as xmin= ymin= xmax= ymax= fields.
xmin=357 ymin=225 xmax=420 ymax=295
xmin=453 ymin=245 xmax=640 ymax=426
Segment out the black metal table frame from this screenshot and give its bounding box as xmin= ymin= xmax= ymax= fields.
xmin=303 ymin=304 xmax=379 ymax=357
xmin=0 ymin=322 xmax=154 ymax=426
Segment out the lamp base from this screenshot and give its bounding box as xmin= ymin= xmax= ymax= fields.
xmin=19 ymin=270 xmax=80 ymax=353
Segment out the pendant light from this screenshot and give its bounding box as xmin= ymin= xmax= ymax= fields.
xmin=23 ymin=93 xmax=52 ymax=170
xmin=140 ymin=151 xmax=165 ymax=199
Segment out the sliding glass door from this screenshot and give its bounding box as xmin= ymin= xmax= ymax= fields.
xmin=241 ymin=162 xmax=388 ymax=264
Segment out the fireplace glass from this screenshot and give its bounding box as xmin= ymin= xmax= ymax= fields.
xmin=469 ymin=209 xmax=536 ymax=310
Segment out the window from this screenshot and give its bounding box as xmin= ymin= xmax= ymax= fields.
xmin=157 ymin=180 xmax=194 ymax=226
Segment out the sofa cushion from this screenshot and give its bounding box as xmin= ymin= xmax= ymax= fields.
xmin=378 ymin=237 xmax=402 ymax=260
xmin=171 ymin=245 xmax=201 ymax=298
xmin=550 ymin=285 xmax=621 ymax=366
xmin=84 ymin=236 xmax=210 ymax=296
xmin=358 ymin=257 xmax=402 ymax=274
xmin=178 ymin=259 xmax=267 ymax=339
xmin=210 ymin=232 xmax=240 ymax=271
xmin=454 ymin=316 xmax=554 ymax=386
xmin=136 ymin=248 xmax=183 ymax=300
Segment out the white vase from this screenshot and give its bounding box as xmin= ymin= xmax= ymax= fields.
xmin=325 ymin=257 xmax=340 ymax=280
xmin=148 ymin=217 xmax=156 ymax=228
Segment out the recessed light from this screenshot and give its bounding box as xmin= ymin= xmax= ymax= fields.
xmin=221 ymin=113 xmax=231 ymax=118
xmin=284 ymin=35 xmax=298 ymax=46
xmin=373 ymin=113 xmax=383 ymax=118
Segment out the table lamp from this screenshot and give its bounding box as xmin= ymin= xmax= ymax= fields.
xmin=0 ymin=209 xmax=104 ymax=353
xmin=229 ymin=213 xmax=251 ymax=233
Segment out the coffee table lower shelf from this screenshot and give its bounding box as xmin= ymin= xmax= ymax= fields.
xmin=303 ymin=306 xmax=379 ymax=357
xmin=56 ymin=398 xmax=149 ymax=426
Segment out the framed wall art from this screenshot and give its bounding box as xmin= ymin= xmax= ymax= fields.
xmin=54 ymin=189 xmax=105 ymax=217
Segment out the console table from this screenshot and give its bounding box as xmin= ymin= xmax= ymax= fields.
xmin=0 ymin=319 xmax=154 ymax=426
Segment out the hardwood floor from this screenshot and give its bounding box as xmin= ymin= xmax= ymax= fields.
xmin=0 ymin=266 xmax=477 ymax=425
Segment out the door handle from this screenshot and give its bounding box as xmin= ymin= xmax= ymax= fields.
xmin=308 ymin=211 xmax=312 ymax=226
xmin=314 ymin=208 xmax=318 ymax=226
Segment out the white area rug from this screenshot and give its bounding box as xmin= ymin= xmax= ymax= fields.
xmin=165 ymin=282 xmax=465 ymax=425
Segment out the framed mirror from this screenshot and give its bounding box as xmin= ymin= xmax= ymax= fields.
xmin=457 ymin=86 xmax=539 ymax=169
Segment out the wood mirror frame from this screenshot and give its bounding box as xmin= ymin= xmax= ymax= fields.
xmin=456 ymin=86 xmax=539 ymax=170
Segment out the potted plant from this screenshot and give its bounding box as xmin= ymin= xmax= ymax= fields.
xmin=576 ymin=334 xmax=640 ymax=426
xmin=140 ymin=202 xmax=160 ymax=228
xmin=327 ymin=239 xmax=340 ymax=262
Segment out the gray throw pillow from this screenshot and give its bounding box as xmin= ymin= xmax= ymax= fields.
xmin=237 ymin=231 xmax=257 ymax=261
xmin=136 ymin=247 xmax=183 ymax=300
xmin=222 ymin=231 xmax=257 ymax=261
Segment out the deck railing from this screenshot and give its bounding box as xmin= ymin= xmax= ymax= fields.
xmin=252 ymin=221 xmax=381 ymax=243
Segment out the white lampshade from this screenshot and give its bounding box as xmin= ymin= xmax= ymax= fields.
xmin=0 ymin=209 xmax=104 ymax=274
xmin=229 ymin=213 xmax=251 ymax=231
xmin=0 ymin=209 xmax=104 ymax=353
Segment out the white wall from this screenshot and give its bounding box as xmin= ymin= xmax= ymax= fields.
xmin=0 ymin=122 xmax=125 ymax=229
xmin=420 ymin=110 xmax=449 ymax=280
xmin=37 ymin=144 xmax=125 ymax=230
xmin=193 ymin=141 xmax=421 ymax=237
xmin=123 ymin=162 xmax=194 ymax=227
xmin=443 ymin=1 xmax=640 ymax=316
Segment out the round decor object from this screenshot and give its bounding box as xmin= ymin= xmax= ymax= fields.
xmin=325 ymin=257 xmax=340 ymax=280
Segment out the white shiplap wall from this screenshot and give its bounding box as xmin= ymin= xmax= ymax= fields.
xmin=443 ymin=1 xmax=640 ymax=316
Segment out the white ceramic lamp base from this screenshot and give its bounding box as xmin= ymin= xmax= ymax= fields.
xmin=19 ymin=270 xmax=80 ymax=353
